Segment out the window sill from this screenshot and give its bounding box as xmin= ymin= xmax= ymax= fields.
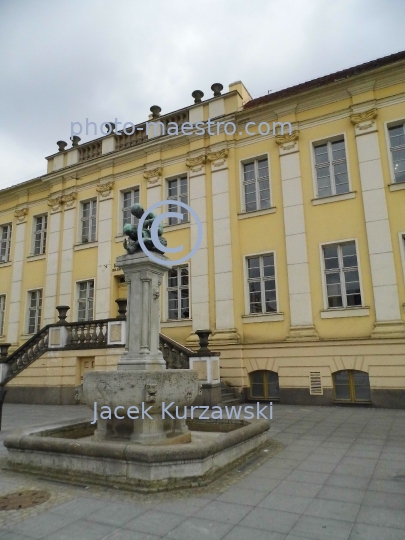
xmin=238 ymin=207 xmax=276 ymax=220
xmin=0 ymin=261 xmax=12 ymax=268
xmin=312 ymin=191 xmax=356 ymax=205
xmin=242 ymin=312 xmax=284 ymax=323
xmin=74 ymin=241 xmax=98 ymax=251
xmin=163 ymin=221 xmax=190 ymax=231
xmin=320 ymin=307 xmax=370 ymax=319
xmin=161 ymin=319 xmax=192 ymax=327
xmin=27 ymin=254 xmax=46 ymax=262
xmin=388 ymin=182 xmax=405 ymax=192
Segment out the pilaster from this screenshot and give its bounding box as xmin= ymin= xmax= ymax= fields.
xmin=95 ymin=181 xmax=114 ymax=319
xmin=58 ymin=192 xmax=77 ymax=311
xmin=43 ymin=196 xmax=63 ymax=325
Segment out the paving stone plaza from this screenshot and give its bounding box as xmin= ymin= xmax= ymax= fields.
xmin=1 ymin=403 xmax=404 ymax=540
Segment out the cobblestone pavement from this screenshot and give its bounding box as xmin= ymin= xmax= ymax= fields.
xmin=0 ymin=403 xmax=404 ymax=540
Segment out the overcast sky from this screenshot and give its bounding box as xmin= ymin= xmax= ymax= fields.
xmin=1 ymin=0 xmax=404 ymax=192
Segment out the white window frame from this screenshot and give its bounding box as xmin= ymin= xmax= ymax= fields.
xmin=120 ymin=186 xmax=140 ymax=232
xmin=32 ymin=214 xmax=48 ymax=256
xmin=0 ymin=294 xmax=6 ymax=335
xmin=385 ymin=118 xmax=405 ymax=184
xmin=243 ymin=251 xmax=278 ymax=315
xmin=399 ymin=232 xmax=405 ymax=285
xmin=166 ymin=174 xmax=189 ymax=226
xmin=80 ymin=199 xmax=97 ymax=243
xmin=166 ymin=264 xmax=190 ymax=320
xmin=76 ymin=279 xmax=95 ymax=322
xmin=0 ymin=223 xmax=12 ymax=263
xmin=26 ymin=288 xmax=43 ymax=334
xmin=240 ymin=154 xmax=272 ymax=213
xmin=319 ymin=238 xmax=364 ymax=311
xmin=310 ymin=133 xmax=351 ymax=199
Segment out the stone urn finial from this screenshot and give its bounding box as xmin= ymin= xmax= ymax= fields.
xmin=115 ymin=298 xmax=127 ymax=319
xmin=0 ymin=343 xmax=11 ymax=363
xmin=150 ymin=105 xmax=162 ymax=119
xmin=70 ymin=135 xmax=81 ymax=147
xmin=195 ymin=330 xmax=212 ymax=354
xmin=56 ymin=306 xmax=70 ymax=325
xmin=192 ymin=90 xmax=204 ymax=104
xmin=211 ymin=83 xmax=223 ymax=97
xmin=57 ymin=141 xmax=67 ymax=152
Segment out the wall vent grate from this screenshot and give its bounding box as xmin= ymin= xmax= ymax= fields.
xmin=309 ymin=371 xmax=323 ymax=395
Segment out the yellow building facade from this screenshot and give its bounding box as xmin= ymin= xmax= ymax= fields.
xmin=1 ymin=51 xmax=405 ymax=407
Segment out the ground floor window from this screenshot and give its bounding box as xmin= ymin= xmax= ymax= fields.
xmin=249 ymin=370 xmax=279 ymax=400
xmin=333 ymin=370 xmax=371 ymax=402
xmin=77 ymin=280 xmax=94 ymax=321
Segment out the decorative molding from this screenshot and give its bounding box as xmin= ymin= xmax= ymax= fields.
xmin=207 ymin=149 xmax=228 ymax=167
xmin=350 ymin=108 xmax=378 ymax=129
xmin=143 ymin=167 xmax=162 ymax=185
xmin=96 ymin=181 xmax=115 ymax=198
xmin=60 ymin=192 xmax=77 ymax=208
xmin=275 ymin=130 xmax=299 ymax=150
xmin=47 ymin=196 xmax=63 ymax=212
xmin=14 ymin=207 xmax=28 ymax=222
xmin=186 ymin=155 xmax=206 ymax=173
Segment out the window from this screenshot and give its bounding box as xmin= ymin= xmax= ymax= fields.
xmin=0 ymin=224 xmax=12 ymax=262
xmin=167 ymin=176 xmax=188 ymax=225
xmin=388 ymin=123 xmax=405 ymax=183
xmin=33 ymin=215 xmax=47 ymax=255
xmin=314 ymin=139 xmax=349 ymax=197
xmin=122 ymin=188 xmax=140 ymax=227
xmin=243 ymin=157 xmax=270 ymax=212
xmin=249 ymin=370 xmax=279 ymax=400
xmin=167 ymin=265 xmax=189 ymax=319
xmin=323 ymin=242 xmax=361 ymax=308
xmin=28 ymin=290 xmax=42 ymax=334
xmin=247 ymin=254 xmax=277 ymax=314
xmin=0 ymin=295 xmax=5 ymax=335
xmin=81 ymin=200 xmax=97 ymax=243
xmin=77 ymin=280 xmax=94 ymax=321
xmin=333 ymin=370 xmax=371 ymax=402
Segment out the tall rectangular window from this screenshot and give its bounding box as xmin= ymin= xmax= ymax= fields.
xmin=0 ymin=224 xmax=12 ymax=262
xmin=77 ymin=280 xmax=94 ymax=321
xmin=28 ymin=289 xmax=42 ymax=334
xmin=243 ymin=157 xmax=270 ymax=212
xmin=247 ymin=254 xmax=277 ymax=314
xmin=323 ymin=242 xmax=362 ymax=308
xmin=81 ymin=200 xmax=97 ymax=243
xmin=0 ymin=295 xmax=5 ymax=335
xmin=314 ymin=139 xmax=349 ymax=197
xmin=167 ymin=265 xmax=189 ymax=319
xmin=167 ymin=177 xmax=188 ymax=225
xmin=33 ymin=215 xmax=47 ymax=255
xmin=388 ymin=123 xmax=405 ymax=183
xmin=122 ymin=188 xmax=140 ymax=227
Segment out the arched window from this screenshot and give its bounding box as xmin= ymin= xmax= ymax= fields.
xmin=333 ymin=370 xmax=371 ymax=403
xmin=249 ymin=370 xmax=279 ymax=400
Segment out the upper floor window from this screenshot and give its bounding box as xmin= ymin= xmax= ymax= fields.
xmin=33 ymin=215 xmax=47 ymax=255
xmin=388 ymin=123 xmax=405 ymax=183
xmin=323 ymin=241 xmax=361 ymax=308
xmin=167 ymin=176 xmax=188 ymax=225
xmin=0 ymin=224 xmax=12 ymax=263
xmin=167 ymin=265 xmax=189 ymax=319
xmin=0 ymin=295 xmax=5 ymax=335
xmin=122 ymin=188 xmax=140 ymax=227
xmin=28 ymin=289 xmax=42 ymax=334
xmin=247 ymin=253 xmax=277 ymax=314
xmin=243 ymin=157 xmax=270 ymax=212
xmin=77 ymin=280 xmax=94 ymax=321
xmin=314 ymin=139 xmax=349 ymax=197
xmin=81 ymin=199 xmax=97 ymax=243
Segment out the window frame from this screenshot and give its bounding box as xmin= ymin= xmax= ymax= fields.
xmin=80 ymin=198 xmax=97 ymax=244
xmin=244 ymin=251 xmax=278 ymax=315
xmin=26 ymin=288 xmax=43 ymax=334
xmin=240 ymin=154 xmax=272 ymax=213
xmin=333 ymin=369 xmax=372 ymax=403
xmin=319 ymin=238 xmax=364 ymax=311
xmin=75 ymin=279 xmax=95 ymax=322
xmin=385 ymin=119 xmax=405 ymax=184
xmin=310 ymin=133 xmax=351 ymax=199
xmin=166 ymin=174 xmax=189 ymax=226
xmin=398 ymin=232 xmax=405 ymax=285
xmin=248 ymin=370 xmax=280 ymax=401
xmin=166 ymin=264 xmax=190 ymax=321
xmin=0 ymin=223 xmax=12 ymax=263
xmin=120 ymin=186 xmax=141 ymax=232
xmin=32 ymin=214 xmax=48 ymax=256
xmin=0 ymin=294 xmax=6 ymax=335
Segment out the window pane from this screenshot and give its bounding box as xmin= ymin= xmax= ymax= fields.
xmin=353 ymin=371 xmax=371 ymax=401
xmin=334 ymin=371 xmax=350 ymax=400
xmin=331 ymin=140 xmax=346 ymax=161
xmin=389 ymin=125 xmax=405 ymax=147
xmin=247 ymin=258 xmax=260 ymax=279
xmin=243 ymin=162 xmax=255 ymax=181
xmin=267 ymin=371 xmax=280 ymax=398
xmin=314 ymin=144 xmax=329 ymax=165
xmin=324 ymin=246 xmax=339 ymax=269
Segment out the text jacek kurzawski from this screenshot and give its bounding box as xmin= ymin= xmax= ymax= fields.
xmin=91 ymin=402 xmax=273 ymax=424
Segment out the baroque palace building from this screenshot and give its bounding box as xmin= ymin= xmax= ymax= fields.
xmin=1 ymin=51 xmax=405 ymax=407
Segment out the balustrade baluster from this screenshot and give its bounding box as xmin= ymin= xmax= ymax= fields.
xmin=91 ymin=323 xmax=98 ymax=344
xmin=84 ymin=323 xmax=92 ymax=344
xmin=97 ymin=322 xmax=105 ymax=344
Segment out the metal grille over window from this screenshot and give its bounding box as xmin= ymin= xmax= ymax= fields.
xmin=0 ymin=295 xmax=5 ymax=335
xmin=167 ymin=265 xmax=189 ymax=319
xmin=81 ymin=200 xmax=97 ymax=243
xmin=247 ymin=254 xmax=277 ymax=314
xmin=323 ymin=242 xmax=361 ymax=308
xmin=314 ymin=139 xmax=349 ymax=197
xmin=388 ymin=124 xmax=405 ymax=183
xmin=0 ymin=224 xmax=12 ymax=262
xmin=167 ymin=177 xmax=188 ymax=225
xmin=33 ymin=216 xmax=47 ymax=255
xmin=123 ymin=188 xmax=140 ymax=226
xmin=28 ymin=290 xmax=42 ymax=334
xmin=77 ymin=280 xmax=94 ymax=322
xmin=309 ymin=372 xmax=323 ymax=395
xmin=243 ymin=158 xmax=270 ymax=212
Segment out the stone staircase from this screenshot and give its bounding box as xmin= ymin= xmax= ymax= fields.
xmin=220 ymin=381 xmax=243 ymax=406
